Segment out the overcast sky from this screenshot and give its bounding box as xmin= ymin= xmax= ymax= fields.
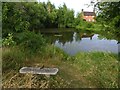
xmin=38 ymin=0 xmax=95 ymax=16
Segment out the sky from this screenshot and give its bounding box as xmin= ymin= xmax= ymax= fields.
xmin=38 ymin=0 xmax=95 ymax=16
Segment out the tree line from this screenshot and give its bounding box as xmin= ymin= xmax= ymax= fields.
xmin=2 ymin=1 xmax=76 ymax=37
xmin=2 ymin=1 xmax=120 ymax=39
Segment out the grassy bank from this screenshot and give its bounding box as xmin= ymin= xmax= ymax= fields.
xmin=2 ymin=45 xmax=118 ymax=88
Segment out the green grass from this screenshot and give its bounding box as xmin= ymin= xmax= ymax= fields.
xmin=74 ymin=52 xmax=118 ymax=88
xmin=2 ymin=45 xmax=119 ymax=88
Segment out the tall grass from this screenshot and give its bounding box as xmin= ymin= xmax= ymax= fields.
xmin=2 ymin=47 xmax=26 ymax=72
xmin=2 ymin=45 xmax=118 ymax=88
xmin=74 ymin=52 xmax=118 ymax=88
xmin=2 ymin=31 xmax=119 ymax=88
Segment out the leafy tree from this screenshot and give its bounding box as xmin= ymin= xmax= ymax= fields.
xmin=57 ymin=3 xmax=74 ymax=28
xmin=2 ymin=1 xmax=76 ymax=38
xmin=74 ymin=12 xmax=82 ymax=26
xmin=96 ymin=2 xmax=120 ymax=37
xmin=45 ymin=1 xmax=58 ymax=28
xmin=2 ymin=2 xmax=30 ymax=37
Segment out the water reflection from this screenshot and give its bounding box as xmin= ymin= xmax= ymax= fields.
xmin=41 ymin=29 xmax=118 ymax=55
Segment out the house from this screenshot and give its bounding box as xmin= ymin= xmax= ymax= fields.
xmin=81 ymin=9 xmax=96 ymax=22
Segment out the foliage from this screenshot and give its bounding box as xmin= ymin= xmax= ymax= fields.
xmin=2 ymin=1 xmax=119 ymax=88
xmin=56 ymin=3 xmax=75 ymax=28
xmin=74 ymin=12 xmax=82 ymax=26
xmin=76 ymin=20 xmax=94 ymax=31
xmin=14 ymin=31 xmax=46 ymax=53
xmin=2 ymin=2 xmax=75 ymax=37
xmin=2 ymin=2 xmax=30 ymax=37
xmin=2 ymin=33 xmax=16 ymax=47
xmin=96 ymin=2 xmax=120 ymax=37
xmin=74 ymin=11 xmax=95 ymax=31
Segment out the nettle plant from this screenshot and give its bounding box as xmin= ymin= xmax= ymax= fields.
xmin=2 ymin=33 xmax=16 ymax=47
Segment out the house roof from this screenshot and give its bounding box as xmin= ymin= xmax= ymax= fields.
xmin=83 ymin=12 xmax=95 ymax=16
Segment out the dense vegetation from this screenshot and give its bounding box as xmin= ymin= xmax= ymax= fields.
xmin=95 ymin=2 xmax=120 ymax=40
xmin=2 ymin=2 xmax=75 ymax=37
xmin=2 ymin=1 xmax=119 ymax=88
xmin=2 ymin=45 xmax=118 ymax=88
xmin=75 ymin=2 xmax=120 ymax=41
xmin=2 ymin=1 xmax=120 ymax=39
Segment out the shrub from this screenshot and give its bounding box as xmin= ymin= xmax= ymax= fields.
xmin=2 ymin=33 xmax=16 ymax=47
xmin=86 ymin=22 xmax=94 ymax=28
xmin=14 ymin=31 xmax=46 ymax=54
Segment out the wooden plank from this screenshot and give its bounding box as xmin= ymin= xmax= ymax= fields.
xmin=19 ymin=67 xmax=59 ymax=75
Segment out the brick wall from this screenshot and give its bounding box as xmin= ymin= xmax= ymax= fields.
xmin=83 ymin=16 xmax=95 ymax=22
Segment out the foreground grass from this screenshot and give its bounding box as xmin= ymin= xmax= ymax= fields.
xmin=2 ymin=45 xmax=118 ymax=88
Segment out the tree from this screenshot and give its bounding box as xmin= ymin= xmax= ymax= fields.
xmin=2 ymin=2 xmax=30 ymax=37
xmin=74 ymin=12 xmax=82 ymax=26
xmin=57 ymin=3 xmax=75 ymax=28
xmin=2 ymin=1 xmax=76 ymax=37
xmin=45 ymin=1 xmax=58 ymax=28
xmin=96 ymin=2 xmax=120 ymax=37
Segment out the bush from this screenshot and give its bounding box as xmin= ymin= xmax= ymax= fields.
xmin=14 ymin=31 xmax=46 ymax=54
xmin=86 ymin=22 xmax=94 ymax=28
xmin=2 ymin=33 xmax=16 ymax=47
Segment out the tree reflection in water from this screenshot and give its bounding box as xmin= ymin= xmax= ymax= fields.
xmin=41 ymin=29 xmax=118 ymax=55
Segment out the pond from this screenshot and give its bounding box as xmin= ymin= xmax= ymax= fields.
xmin=41 ymin=28 xmax=119 ymax=55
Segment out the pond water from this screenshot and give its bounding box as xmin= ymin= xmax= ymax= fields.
xmin=41 ymin=28 xmax=119 ymax=55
